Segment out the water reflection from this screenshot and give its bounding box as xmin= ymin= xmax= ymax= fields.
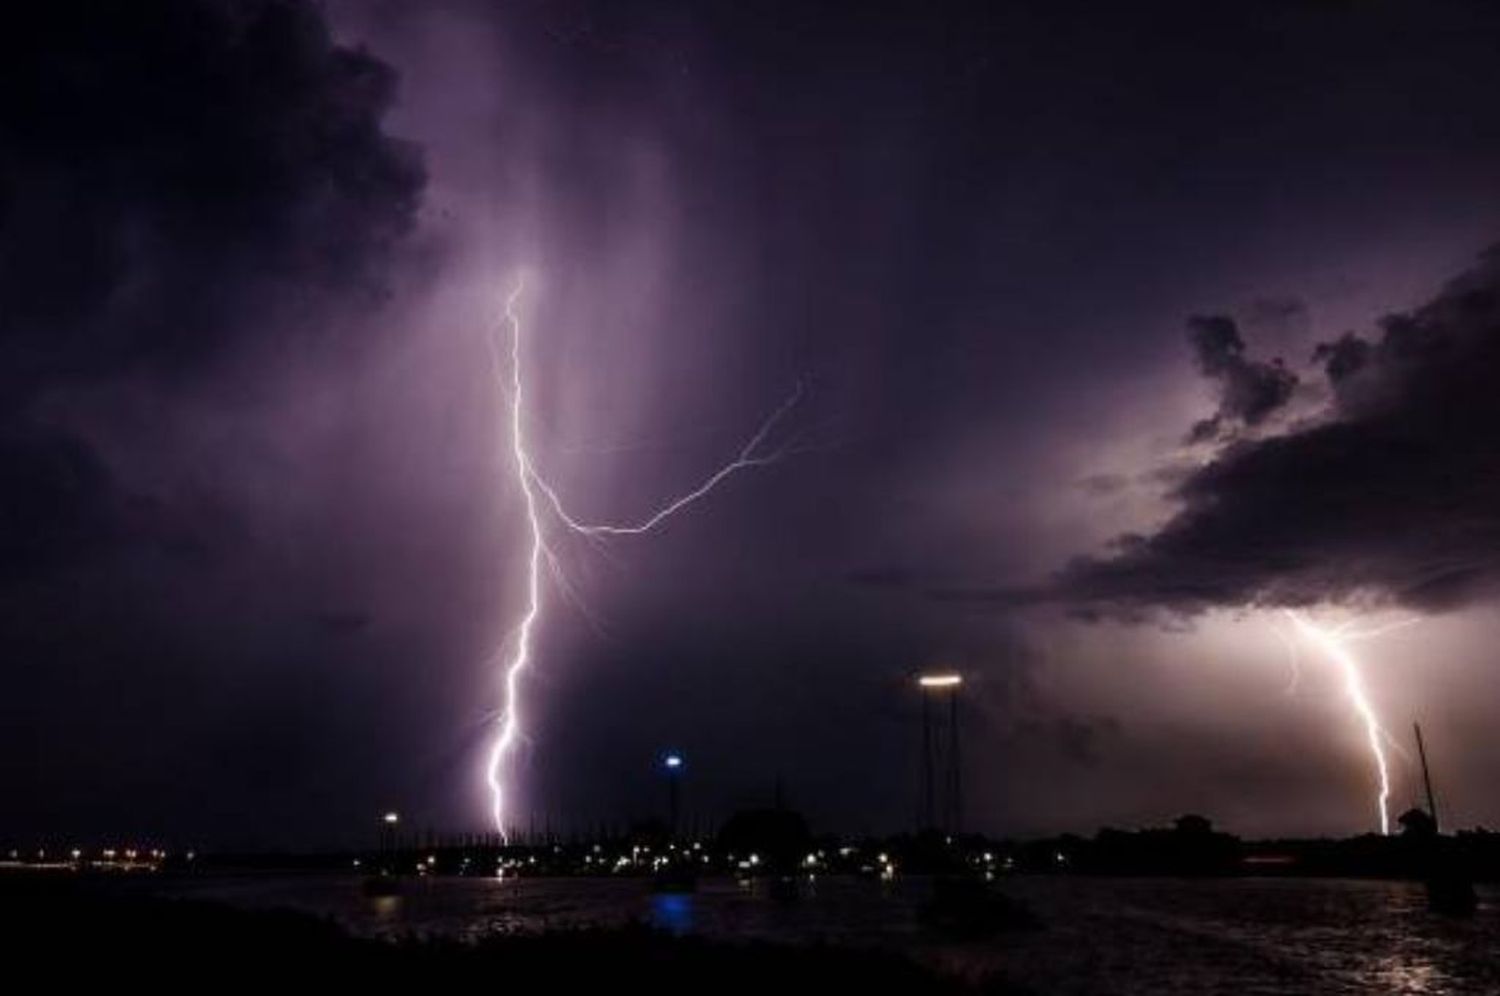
xmin=650 ymin=892 xmax=695 ymax=936
xmin=368 ymin=894 xmax=402 ymax=921
xmin=151 ymin=874 xmax=1498 ymax=995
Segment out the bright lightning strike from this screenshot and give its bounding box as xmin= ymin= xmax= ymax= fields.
xmin=483 ymin=279 xmax=546 ymax=836
xmin=484 ymin=276 xmax=799 ymax=836
xmin=1283 ymin=609 xmax=1394 ymax=835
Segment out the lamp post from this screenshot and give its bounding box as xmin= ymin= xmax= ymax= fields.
xmin=663 ymin=752 xmax=684 ymax=838
xmin=378 ymin=811 xmax=400 ymax=870
xmin=916 ymin=673 xmax=963 ymax=833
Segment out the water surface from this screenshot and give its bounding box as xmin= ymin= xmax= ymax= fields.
xmin=153 ymin=874 xmax=1500 ymax=994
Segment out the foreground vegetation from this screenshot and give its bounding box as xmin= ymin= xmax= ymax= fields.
xmin=3 ymin=874 xmax=1020 ymax=993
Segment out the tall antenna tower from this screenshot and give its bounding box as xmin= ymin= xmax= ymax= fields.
xmin=917 ymin=672 xmax=964 ymax=833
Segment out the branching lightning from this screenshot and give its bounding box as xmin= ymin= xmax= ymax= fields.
xmin=484 ymin=276 xmax=798 ymax=836
xmin=1282 ymin=609 xmax=1415 ymax=835
xmin=528 ymin=386 xmax=803 ymax=537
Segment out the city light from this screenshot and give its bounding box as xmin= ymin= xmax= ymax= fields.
xmin=383 ymin=811 xmax=400 ymax=825
xmin=664 ymin=753 xmax=684 ymax=770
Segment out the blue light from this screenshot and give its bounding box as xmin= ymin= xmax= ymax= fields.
xmin=664 ymin=753 xmax=684 ymax=770
xmin=650 ymin=892 xmax=694 ymax=934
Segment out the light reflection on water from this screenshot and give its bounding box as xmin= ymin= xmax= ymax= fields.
xmin=650 ymin=891 xmax=694 ymax=936
xmin=155 ymin=875 xmax=1499 ymax=995
xmin=368 ymin=893 xmax=402 ymax=922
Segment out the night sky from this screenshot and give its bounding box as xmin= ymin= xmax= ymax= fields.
xmin=8 ymin=0 xmax=1500 ymax=849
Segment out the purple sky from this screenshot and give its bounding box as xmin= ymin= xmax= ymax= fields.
xmin=8 ymin=1 xmax=1500 ymax=847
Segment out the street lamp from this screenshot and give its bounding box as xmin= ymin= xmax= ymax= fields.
xmin=917 ymin=673 xmax=962 ymax=689
xmin=916 ymin=672 xmax=963 ymax=833
xmin=378 ymin=811 xmax=401 ymax=868
xmin=662 ymin=752 xmax=685 ymax=836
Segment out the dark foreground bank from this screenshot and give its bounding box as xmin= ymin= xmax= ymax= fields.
xmin=1 ymin=875 xmax=1018 ymax=993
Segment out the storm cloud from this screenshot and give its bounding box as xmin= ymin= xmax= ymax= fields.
xmin=0 ymin=0 xmax=430 ymax=844
xmin=1184 ymin=315 xmax=1298 ymax=443
xmin=12 ymin=0 xmax=1500 ymax=844
xmin=1056 ymin=246 xmax=1500 ymax=614
xmin=0 ymin=0 xmax=423 ymax=577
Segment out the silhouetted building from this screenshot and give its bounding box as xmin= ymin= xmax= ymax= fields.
xmin=1399 ymin=807 xmax=1438 ymax=839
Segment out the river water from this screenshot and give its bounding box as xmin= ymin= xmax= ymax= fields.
xmin=152 ymin=873 xmax=1499 ymax=994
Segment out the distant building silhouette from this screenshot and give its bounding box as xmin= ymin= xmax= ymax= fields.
xmin=1398 ymin=807 xmax=1438 ymax=839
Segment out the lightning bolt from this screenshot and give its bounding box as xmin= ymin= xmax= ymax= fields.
xmin=1284 ymin=609 xmax=1394 ymax=835
xmin=484 ymin=276 xmax=799 ymax=836
xmin=527 ymin=385 xmax=803 ymax=537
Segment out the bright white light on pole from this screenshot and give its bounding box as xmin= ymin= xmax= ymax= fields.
xmin=382 ymin=811 xmax=400 ymax=825
xmin=918 ymin=673 xmax=962 ymax=688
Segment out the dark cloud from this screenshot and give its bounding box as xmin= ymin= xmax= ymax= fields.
xmin=0 ymin=0 xmax=423 ymax=578
xmin=1312 ymin=332 xmax=1374 ymax=384
xmin=0 ymin=0 xmax=432 ymax=846
xmin=1056 ymin=245 xmax=1500 ymax=614
xmin=1184 ymin=315 xmax=1298 ymax=442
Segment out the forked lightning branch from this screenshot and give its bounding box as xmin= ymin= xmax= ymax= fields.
xmin=484 ymin=277 xmax=800 ymax=835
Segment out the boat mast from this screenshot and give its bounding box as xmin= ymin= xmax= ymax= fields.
xmin=1414 ymin=722 xmax=1440 ymax=834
